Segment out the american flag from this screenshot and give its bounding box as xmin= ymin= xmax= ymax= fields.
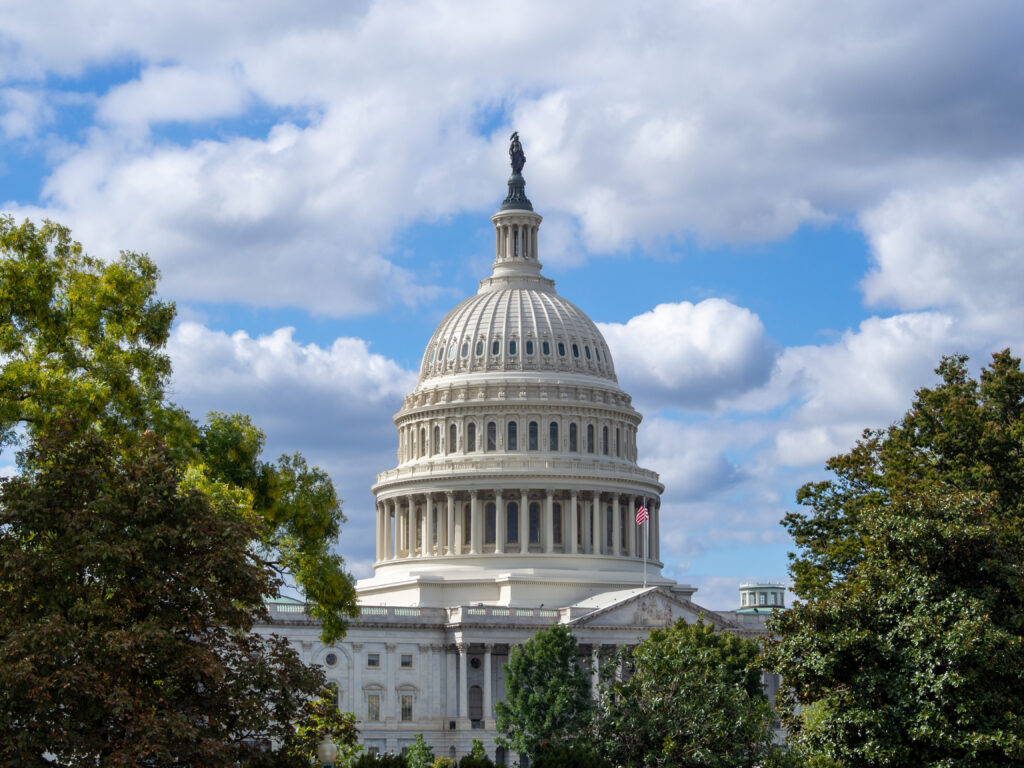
xmin=636 ymin=503 xmax=649 ymax=524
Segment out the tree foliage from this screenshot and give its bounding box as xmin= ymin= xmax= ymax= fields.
xmin=0 ymin=217 xmax=356 ymax=642
xmin=767 ymin=351 xmax=1024 ymax=767
xmin=596 ymin=619 xmax=774 ymax=768
xmin=495 ymin=624 xmax=593 ymax=757
xmin=284 ymin=690 xmax=361 ymax=766
xmin=405 ymin=733 xmax=435 ymax=768
xmin=0 ymin=426 xmax=325 ymax=766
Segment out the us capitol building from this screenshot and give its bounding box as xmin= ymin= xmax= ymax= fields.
xmin=261 ymin=137 xmax=781 ymax=762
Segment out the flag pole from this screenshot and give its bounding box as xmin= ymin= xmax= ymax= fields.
xmin=642 ymin=497 xmax=648 ymax=589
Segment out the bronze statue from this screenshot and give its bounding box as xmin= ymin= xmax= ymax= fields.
xmin=509 ymin=131 xmax=526 ymax=174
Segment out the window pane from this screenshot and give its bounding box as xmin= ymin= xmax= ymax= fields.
xmin=509 ymin=339 xmax=517 ymax=355
xmin=401 ymin=695 xmax=413 ymax=721
xmin=558 ymin=342 xmax=566 ymax=356
xmin=507 ymin=421 xmax=517 ymax=451
xmin=487 ymin=422 xmax=496 ymax=451
xmin=468 ymin=423 xmax=476 ymax=452
xmin=492 ymin=339 xmax=500 ymax=355
xmin=549 ymin=421 xmax=558 ymax=451
xmin=529 ymin=502 xmax=540 ymax=543
xmin=476 ymin=340 xmax=483 ymax=356
xmin=569 ymin=423 xmax=578 ymax=452
xmin=401 ymin=654 xmax=413 ymax=668
xmin=507 ymin=502 xmax=518 ymax=544
xmin=526 ymin=340 xmax=534 ymax=355
xmin=367 ymin=653 xmax=380 ymax=668
xmin=368 ymin=694 xmax=381 ymax=721
xmin=529 ymin=421 xmax=538 ymax=450
xmin=587 ymin=425 xmax=594 ymax=453
xmin=542 ymin=340 xmax=550 ymax=355
xmin=485 ymin=503 xmax=496 ymax=544
xmin=553 ymin=503 xmax=562 ymax=544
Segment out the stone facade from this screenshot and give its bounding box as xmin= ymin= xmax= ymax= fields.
xmin=259 ymin=157 xmax=771 ymax=763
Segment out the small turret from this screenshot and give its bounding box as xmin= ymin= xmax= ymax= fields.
xmin=737 ymin=582 xmax=786 ymax=613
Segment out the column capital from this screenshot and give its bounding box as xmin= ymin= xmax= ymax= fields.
xmin=456 ymin=642 xmax=470 ymax=654
xmin=483 ymin=643 xmax=494 ymax=652
xmin=351 ymin=642 xmax=364 ymax=651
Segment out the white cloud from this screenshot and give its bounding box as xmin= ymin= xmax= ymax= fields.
xmin=4 ymin=0 xmax=1024 ymax=313
xmin=600 ymin=299 xmax=777 ymax=410
xmin=167 ymin=321 xmax=417 ymax=551
xmin=861 ymin=164 xmax=1024 ymax=341
xmin=97 ymin=66 xmax=251 ymax=127
xmin=0 ymin=88 xmax=53 ymax=139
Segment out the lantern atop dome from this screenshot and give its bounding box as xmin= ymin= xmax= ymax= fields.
xmin=501 ymin=131 xmax=533 ymax=211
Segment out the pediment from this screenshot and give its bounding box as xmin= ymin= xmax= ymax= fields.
xmin=567 ymin=587 xmax=734 ymax=631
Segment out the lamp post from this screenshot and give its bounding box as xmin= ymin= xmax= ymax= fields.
xmin=317 ymin=734 xmax=339 ymax=768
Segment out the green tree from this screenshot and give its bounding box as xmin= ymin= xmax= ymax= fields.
xmin=767 ymin=351 xmax=1024 ymax=767
xmin=455 ymin=740 xmax=494 ymax=768
xmin=284 ymin=690 xmax=361 ymax=766
xmin=0 ymin=425 xmax=325 ymax=765
xmin=596 ymin=619 xmax=774 ymax=768
xmin=495 ymin=624 xmax=593 ymax=758
xmin=0 ymin=216 xmax=175 ymax=451
xmin=0 ymin=218 xmax=356 ymax=642
xmin=405 ymin=734 xmax=435 ymax=768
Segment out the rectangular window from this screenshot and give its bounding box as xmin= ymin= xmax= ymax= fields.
xmin=367 ymin=652 xmax=380 ymax=668
xmin=401 ymin=654 xmax=413 ymax=669
xmin=759 ymin=593 xmax=767 ymax=605
xmin=487 ymin=422 xmax=496 ymax=451
xmin=367 ymin=694 xmax=381 ymax=722
xmin=553 ymin=503 xmax=562 ymax=545
xmin=401 ymin=694 xmax=413 ymax=722
xmin=529 ymin=502 xmax=540 ymax=543
xmin=368 ymin=747 xmax=381 ymax=756
xmin=529 ymin=421 xmax=538 ymax=450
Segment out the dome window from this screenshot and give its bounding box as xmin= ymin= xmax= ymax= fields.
xmin=525 ymin=340 xmax=534 ymax=355
xmin=449 ymin=424 xmax=456 ymax=453
xmin=492 ymin=340 xmax=500 ymax=356
xmin=486 ymin=422 xmax=497 ymax=451
xmin=507 ymin=421 xmax=518 ymax=451
xmin=429 ymin=347 xmax=436 ymax=363
xmin=467 ymin=423 xmax=476 ymax=452
xmin=595 ymin=348 xmax=601 ymax=362
xmin=572 ymin=343 xmax=580 ymax=358
xmin=448 ymin=344 xmax=456 ymax=361
xmin=557 ymin=342 xmax=566 ymax=357
xmin=549 ymin=421 xmax=558 ymax=451
xmin=509 ymin=339 xmax=517 ymax=355
xmin=529 ymin=502 xmax=541 ymax=543
xmin=506 ymin=502 xmax=518 ymax=544
xmin=584 ymin=345 xmax=591 ymax=360
xmin=553 ymin=503 xmax=562 ymax=545
xmin=528 ymin=421 xmax=539 ymax=451
xmin=461 ymin=343 xmax=469 ymax=357
xmin=485 ymin=503 xmax=496 ymax=544
xmin=587 ymin=425 xmax=595 ymax=454
xmin=476 ymin=341 xmax=484 ymax=356
xmin=542 ymin=341 xmax=551 ymax=355
xmin=602 ymin=426 xmax=609 ymax=455
xmin=569 ymin=423 xmax=578 ymax=452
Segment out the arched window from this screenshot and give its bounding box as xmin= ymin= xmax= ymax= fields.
xmin=449 ymin=424 xmax=456 ymax=454
xmin=553 ymin=503 xmax=562 ymax=545
xmin=542 ymin=340 xmax=551 ymax=356
xmin=587 ymin=424 xmax=595 ymax=454
xmin=492 ymin=339 xmax=500 ymax=356
xmin=469 ymin=685 xmax=483 ymax=721
xmin=602 ymin=426 xmax=609 ymax=455
xmin=585 ymin=345 xmax=591 ymax=359
xmin=433 ymin=425 xmax=440 ymax=455
xmin=528 ymin=421 xmax=538 ymax=451
xmin=615 ymin=427 xmax=621 ymax=457
xmin=507 ymin=421 xmax=518 ymax=451
xmin=461 ymin=342 xmax=469 ymax=357
xmin=485 ymin=503 xmax=496 ymax=544
xmin=476 ymin=340 xmax=484 ymax=356
xmin=467 ymin=423 xmax=476 ymax=452
xmin=420 ymin=428 xmax=426 ymax=458
xmin=463 ymin=504 xmax=472 ymax=545
xmin=606 ymin=505 xmax=613 ymax=547
xmin=525 ymin=340 xmax=534 ymax=355
xmin=558 ymin=342 xmax=566 ymax=356
xmin=549 ymin=421 xmax=558 ymax=451
xmin=509 ymin=339 xmax=517 ymax=356
xmin=572 ymin=343 xmax=580 ymax=358
xmin=507 ymin=502 xmax=518 ymax=544
xmin=487 ymin=422 xmax=497 ymax=451
xmin=529 ymin=502 xmax=540 ymax=543
xmin=569 ymin=423 xmax=578 ymax=452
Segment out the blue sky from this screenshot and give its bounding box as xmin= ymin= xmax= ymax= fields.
xmin=3 ymin=0 xmax=1024 ymax=608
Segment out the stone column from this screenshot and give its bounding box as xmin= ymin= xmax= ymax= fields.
xmin=447 ymin=492 xmax=456 ymax=556
xmin=405 ymin=497 xmax=413 ymax=557
xmin=519 ymin=490 xmax=529 ymax=551
xmin=495 ymin=491 xmax=505 ymax=554
xmin=483 ymin=644 xmax=494 ymax=720
xmin=386 ymin=643 xmax=397 ymax=720
xmin=458 ymin=643 xmax=469 ymax=720
xmin=424 ymin=495 xmax=434 ymax=557
xmin=351 ymin=642 xmax=363 ymax=713
xmin=627 ymin=496 xmax=637 ymax=559
xmin=544 ymin=491 xmax=554 ymax=554
xmin=446 ymin=646 xmax=457 ymax=718
xmin=654 ymin=500 xmax=661 ymax=560
xmin=569 ymin=491 xmax=579 ymax=554
xmin=384 ymin=500 xmax=393 ymax=560
xmin=593 ymin=494 xmax=602 ymax=555
xmin=470 ymin=492 xmax=481 ymax=555
xmin=613 ymin=495 xmax=622 ymax=556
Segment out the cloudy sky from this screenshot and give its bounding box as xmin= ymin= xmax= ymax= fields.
xmin=3 ymin=0 xmax=1024 ymax=608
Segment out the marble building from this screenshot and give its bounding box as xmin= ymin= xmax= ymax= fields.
xmin=262 ymin=139 xmax=770 ymax=762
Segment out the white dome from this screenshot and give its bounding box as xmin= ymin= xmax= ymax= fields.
xmin=419 ymin=283 xmax=617 ymax=384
